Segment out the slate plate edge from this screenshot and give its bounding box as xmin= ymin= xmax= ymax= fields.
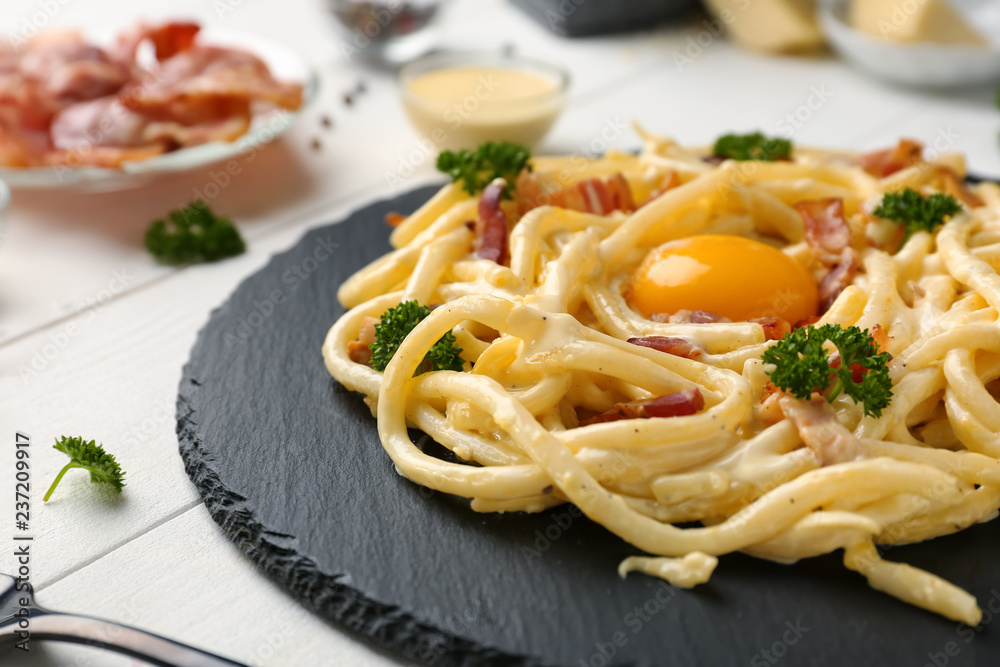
xmin=175 ymin=188 xmax=551 ymax=667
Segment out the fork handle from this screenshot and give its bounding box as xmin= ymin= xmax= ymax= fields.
xmin=28 ymin=611 xmax=248 ymax=667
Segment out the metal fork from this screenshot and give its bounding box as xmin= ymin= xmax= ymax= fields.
xmin=0 ymin=573 xmax=248 ymax=666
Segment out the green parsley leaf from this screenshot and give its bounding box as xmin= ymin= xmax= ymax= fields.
xmin=370 ymin=300 xmax=464 ymax=373
xmin=712 ymin=132 xmax=792 ymax=161
xmin=762 ymin=324 xmax=893 ymax=419
xmin=44 ymin=436 xmax=126 ymax=502
xmin=873 ymin=187 xmax=962 ymax=244
xmin=145 ymin=200 xmax=246 ymax=265
xmin=436 ymin=141 xmax=532 ymax=196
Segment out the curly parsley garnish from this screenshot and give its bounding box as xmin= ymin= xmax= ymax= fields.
xmin=145 ymin=200 xmax=246 ymax=264
xmin=436 ymin=141 xmax=531 ymax=196
xmin=370 ymin=300 xmax=464 ymax=373
xmin=712 ymin=132 xmax=792 ymax=161
xmin=44 ymin=437 xmax=126 ymax=501
xmin=873 ymin=187 xmax=962 ymax=244
xmin=762 ymin=324 xmax=892 ymax=418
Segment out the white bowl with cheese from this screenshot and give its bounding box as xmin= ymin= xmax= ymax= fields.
xmin=399 ymin=51 xmax=569 ymax=151
xmin=819 ymin=0 xmax=1000 ymax=86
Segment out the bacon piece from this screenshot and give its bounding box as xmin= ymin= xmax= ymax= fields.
xmin=123 ymin=44 xmax=302 ymax=124
xmin=870 ymin=323 xmax=890 ymax=355
xmin=0 ymin=21 xmax=303 ymax=169
xmin=642 ymin=171 xmax=681 ymax=206
xmin=819 ymin=247 xmax=859 ymax=312
xmin=149 ymin=22 xmax=201 ymax=61
xmin=627 ymin=336 xmax=702 ymax=359
xmin=46 ymin=95 xmax=248 ymax=167
xmin=515 ymin=169 xmax=544 ymax=215
xmin=796 ymin=198 xmax=850 ymax=258
xmin=520 ymin=172 xmax=635 ymax=216
xmin=17 ymin=32 xmax=129 ymax=106
xmin=749 ymin=317 xmax=791 ymax=341
xmin=934 ymin=166 xmax=983 ymax=208
xmin=859 ymin=138 xmax=923 ymax=178
xmin=476 ymin=179 xmax=510 ymax=265
xmin=778 ymin=395 xmax=866 ymax=465
xmin=581 ymin=389 xmax=704 ymax=425
xmin=347 ymin=316 xmax=378 ymax=365
xmin=49 ymin=97 xmax=156 ymax=150
xmin=385 ymin=212 xmax=407 ymax=227
xmin=794 ymin=316 xmax=821 ymax=329
xmin=604 ymin=173 xmax=635 ymax=212
xmin=0 ymin=31 xmax=130 ymax=166
xmin=828 ymin=354 xmax=866 ymax=385
xmin=144 ymin=115 xmax=251 ymax=146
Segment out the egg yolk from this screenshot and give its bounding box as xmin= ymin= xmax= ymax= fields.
xmin=629 ymin=235 xmax=819 ymax=323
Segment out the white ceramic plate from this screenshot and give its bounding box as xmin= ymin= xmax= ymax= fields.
xmin=0 ymin=28 xmax=319 ymax=191
xmin=819 ymin=0 xmax=1000 ymax=87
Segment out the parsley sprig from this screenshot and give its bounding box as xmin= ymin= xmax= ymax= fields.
xmin=712 ymin=132 xmax=792 ymax=161
xmin=762 ymin=324 xmax=892 ymax=418
xmin=44 ymin=436 xmax=126 ymax=501
xmin=145 ymin=200 xmax=246 ymax=265
xmin=873 ymin=187 xmax=962 ymax=244
xmin=436 ymin=141 xmax=532 ymax=196
xmin=370 ymin=300 xmax=464 ymax=373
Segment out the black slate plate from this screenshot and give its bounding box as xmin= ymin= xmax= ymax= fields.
xmin=178 ymin=184 xmax=1000 ymax=667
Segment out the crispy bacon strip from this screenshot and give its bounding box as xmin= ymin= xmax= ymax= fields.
xmin=385 ymin=212 xmax=407 ymax=227
xmin=514 ymin=169 xmax=543 ymax=215
xmin=859 ymin=138 xmax=923 ymax=178
xmin=516 ymin=172 xmax=634 ymax=216
xmin=581 ymin=389 xmax=704 ymax=425
xmin=749 ymin=317 xmax=791 ymax=341
xmin=779 ymin=395 xmax=866 ymax=465
xmin=627 ymin=336 xmax=702 ymax=359
xmin=347 ymin=316 xmax=378 ymax=365
xmin=476 ymin=179 xmax=510 ymax=265
xmin=819 ymin=247 xmax=859 ymax=312
xmin=796 ymin=198 xmax=850 ymax=258
xmin=124 ymin=44 xmax=302 ymax=124
xmin=149 ymin=22 xmax=200 ymax=61
xmin=828 ymin=354 xmax=866 ymax=385
xmin=870 ymin=323 xmax=890 ymax=354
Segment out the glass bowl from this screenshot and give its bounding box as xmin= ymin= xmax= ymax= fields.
xmin=399 ymin=50 xmax=569 ymax=152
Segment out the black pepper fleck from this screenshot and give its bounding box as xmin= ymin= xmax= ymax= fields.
xmin=310 ymin=138 xmax=322 ymax=151
xmin=320 ymin=115 xmax=333 ymax=129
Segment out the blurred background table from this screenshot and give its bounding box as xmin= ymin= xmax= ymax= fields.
xmin=1 ymin=0 xmax=998 ymax=665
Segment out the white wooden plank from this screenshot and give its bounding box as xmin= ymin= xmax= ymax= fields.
xmin=1 ymin=505 xmax=395 ymax=667
xmin=0 ymin=179 xmax=401 ymax=588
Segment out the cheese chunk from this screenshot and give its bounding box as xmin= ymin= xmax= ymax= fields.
xmin=703 ymin=0 xmax=824 ymax=53
xmin=850 ymin=0 xmax=988 ymax=47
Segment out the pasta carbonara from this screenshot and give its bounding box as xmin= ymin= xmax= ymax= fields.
xmin=323 ymin=127 xmax=1000 ymax=626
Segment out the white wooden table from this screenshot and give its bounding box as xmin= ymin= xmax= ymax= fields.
xmin=1 ymin=1 xmax=998 ymax=664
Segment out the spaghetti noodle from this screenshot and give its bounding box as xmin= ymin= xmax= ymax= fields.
xmin=324 ymin=128 xmax=1000 ymax=625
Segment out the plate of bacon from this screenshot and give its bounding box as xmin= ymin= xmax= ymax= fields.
xmin=0 ymin=21 xmax=317 ymax=190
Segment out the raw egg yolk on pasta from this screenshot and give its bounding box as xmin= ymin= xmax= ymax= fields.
xmin=629 ymin=235 xmax=819 ymax=323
